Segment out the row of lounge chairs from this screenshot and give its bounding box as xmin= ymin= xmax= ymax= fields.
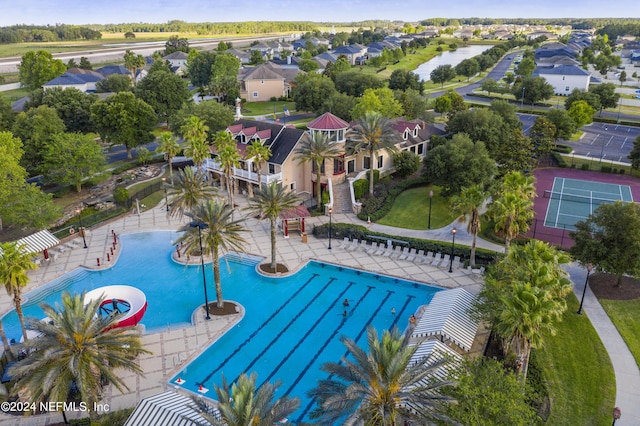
xmin=47 ymin=239 xmax=84 ymax=262
xmin=337 ymin=238 xmax=478 ymax=271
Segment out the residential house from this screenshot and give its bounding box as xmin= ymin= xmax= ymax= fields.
xmin=332 ymin=44 xmax=367 ymax=66
xmin=162 ymin=51 xmax=189 ymax=76
xmin=533 ymin=64 xmax=591 ymax=95
xmin=292 ymin=37 xmax=330 ymax=51
xmin=238 ymin=62 xmax=303 ymax=102
xmin=225 ymin=48 xmax=251 ymax=64
xmin=42 ymin=68 xmax=104 ymax=92
xmin=95 ymin=65 xmax=130 ymax=77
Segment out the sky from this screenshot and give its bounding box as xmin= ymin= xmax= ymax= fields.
xmin=1 ymin=0 xmax=638 ymax=26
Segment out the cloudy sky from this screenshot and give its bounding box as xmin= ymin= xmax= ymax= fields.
xmin=1 ymin=0 xmax=637 ymax=26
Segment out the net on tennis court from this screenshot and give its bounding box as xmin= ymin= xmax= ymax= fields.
xmin=543 ymin=190 xmax=624 ymax=205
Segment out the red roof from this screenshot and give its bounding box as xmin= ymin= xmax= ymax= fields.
xmin=307 ymin=112 xmax=349 ymax=131
xmin=227 ymin=124 xmax=243 ymax=133
xmin=280 ymin=205 xmax=311 ymax=219
xmin=392 ymin=120 xmax=419 ymax=133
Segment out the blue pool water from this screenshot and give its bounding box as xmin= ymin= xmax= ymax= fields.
xmin=1 ymin=231 xmax=442 ymax=423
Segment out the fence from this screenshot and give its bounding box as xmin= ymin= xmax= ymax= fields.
xmin=119 ymin=181 xmax=165 ymax=209
xmin=523 ymin=218 xmax=576 ymax=250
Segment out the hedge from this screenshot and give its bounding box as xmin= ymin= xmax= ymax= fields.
xmin=353 ymin=179 xmax=368 ymax=200
xmin=312 ymin=222 xmax=500 ymax=266
xmin=358 ymin=176 xmax=428 ymax=222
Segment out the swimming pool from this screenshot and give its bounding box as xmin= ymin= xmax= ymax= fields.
xmin=1 ymin=231 xmax=442 ymax=422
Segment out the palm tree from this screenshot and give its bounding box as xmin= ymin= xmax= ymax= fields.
xmin=245 ymin=141 xmax=271 ymax=189
xmin=495 ymin=282 xmax=564 ymax=379
xmin=246 ymin=182 xmax=300 ymax=271
xmin=451 ymin=185 xmax=489 ymax=267
xmin=158 ymin=131 xmax=181 ymax=183
xmin=167 ymin=167 xmax=218 ymax=220
xmin=177 ymin=199 xmax=248 ymax=308
xmin=309 ymin=326 xmax=453 ymax=425
xmin=294 ymin=132 xmax=342 ymax=208
xmin=192 ymin=372 xmax=300 ymax=426
xmin=347 ymin=111 xmax=399 ymax=196
xmin=123 ymin=49 xmax=145 ymax=85
xmin=214 ymin=131 xmax=241 ymax=207
xmin=0 ymin=242 xmax=37 ymax=342
xmin=496 ymin=171 xmax=536 ymax=201
xmin=488 ymin=191 xmax=533 ymax=255
xmin=182 ymin=116 xmax=210 ymax=169
xmin=9 ymin=291 xmax=149 ymax=414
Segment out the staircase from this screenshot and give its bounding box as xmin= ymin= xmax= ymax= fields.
xmin=332 ymin=181 xmax=353 ymax=214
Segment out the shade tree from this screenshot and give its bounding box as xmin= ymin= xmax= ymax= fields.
xmin=351 ymin=87 xmax=404 ymax=119
xmin=567 ymin=100 xmax=596 ymax=128
xmin=430 ymin=64 xmax=456 ymax=87
xmin=455 ymin=58 xmax=480 ymax=81
xmin=135 ymin=68 xmax=192 ymax=121
xmin=512 ymin=76 xmax=554 ymax=105
xmin=18 ymin=50 xmax=66 ymax=90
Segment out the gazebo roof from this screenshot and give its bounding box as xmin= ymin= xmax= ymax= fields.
xmin=307 ymin=112 xmax=349 ymax=131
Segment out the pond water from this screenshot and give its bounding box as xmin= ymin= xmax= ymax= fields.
xmin=414 ymin=45 xmax=491 ymax=81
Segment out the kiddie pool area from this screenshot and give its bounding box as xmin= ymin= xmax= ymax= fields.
xmin=1 ymin=231 xmax=442 ymax=423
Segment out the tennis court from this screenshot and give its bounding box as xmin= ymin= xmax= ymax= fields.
xmin=543 ymin=177 xmax=634 ymax=230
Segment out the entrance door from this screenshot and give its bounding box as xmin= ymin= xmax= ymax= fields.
xmin=347 ymin=159 xmax=355 ymax=174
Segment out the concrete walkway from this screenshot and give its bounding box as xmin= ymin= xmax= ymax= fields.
xmin=565 ymin=263 xmax=640 ymax=426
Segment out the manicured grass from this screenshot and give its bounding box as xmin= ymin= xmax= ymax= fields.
xmin=599 ymin=298 xmax=640 ymax=368
xmin=377 ymin=185 xmax=459 ymax=230
xmin=241 ymin=101 xmax=296 ymax=116
xmin=568 ymin=130 xmax=584 ymax=141
xmin=0 ymin=87 xmax=30 ymax=102
xmin=535 ymin=294 xmax=616 ymax=425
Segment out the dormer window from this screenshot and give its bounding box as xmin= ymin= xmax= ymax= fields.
xmin=403 ymin=130 xmax=409 ymax=140
xmin=413 ymin=128 xmax=418 ymax=137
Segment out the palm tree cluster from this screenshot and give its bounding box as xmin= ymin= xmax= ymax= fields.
xmin=451 ymin=184 xmax=489 ymax=267
xmin=295 ymin=132 xmax=342 ymax=209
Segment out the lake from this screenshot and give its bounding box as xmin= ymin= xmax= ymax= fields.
xmin=414 ymin=45 xmax=491 ymax=81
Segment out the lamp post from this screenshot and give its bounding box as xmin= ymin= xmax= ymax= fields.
xmin=76 ymin=208 xmax=87 ymax=249
xmin=599 ymin=126 xmax=608 ymax=163
xmin=190 ymin=221 xmax=210 ymax=320
xmin=162 ymin=177 xmax=169 ymax=212
xmin=328 ymin=206 xmax=333 ymax=250
xmin=612 ymin=407 xmax=621 ymax=426
xmin=520 ymin=85 xmax=525 ymax=108
xmin=577 ymin=263 xmax=593 ymax=315
xmin=427 ymin=190 xmax=433 ymax=229
xmin=448 ymin=227 xmax=457 ymax=273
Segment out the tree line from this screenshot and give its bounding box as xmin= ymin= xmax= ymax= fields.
xmin=0 ymin=24 xmax=101 ymax=44
xmin=97 ymin=20 xmax=318 ymax=35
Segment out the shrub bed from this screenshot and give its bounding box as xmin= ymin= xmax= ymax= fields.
xmin=357 ymin=176 xmax=428 ymax=222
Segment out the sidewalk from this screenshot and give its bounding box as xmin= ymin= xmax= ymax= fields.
xmin=565 ymin=263 xmax=640 ymax=426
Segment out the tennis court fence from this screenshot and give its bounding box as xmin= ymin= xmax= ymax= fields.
xmin=543 ymin=190 xmax=628 ymax=205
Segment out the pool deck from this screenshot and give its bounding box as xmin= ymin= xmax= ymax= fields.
xmin=0 ymin=198 xmax=489 ymax=425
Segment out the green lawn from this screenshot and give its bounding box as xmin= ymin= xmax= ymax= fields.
xmin=377 ymin=185 xmax=459 ymax=230
xmin=535 ymin=294 xmax=615 ymax=425
xmin=599 ymin=298 xmax=640 ymax=368
xmin=241 ymin=101 xmax=296 ymax=116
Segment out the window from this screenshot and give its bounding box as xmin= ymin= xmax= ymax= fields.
xmin=312 ymin=160 xmax=325 ymax=174
xmin=333 ymin=157 xmax=345 ymax=174
xmin=364 ymin=156 xmax=371 ymax=169
xmin=377 ymin=155 xmax=383 ymax=168
xmin=410 ymin=146 xmax=416 ymax=153
xmin=565 ymin=86 xmax=570 ymax=91
xmin=403 ymin=130 xmax=409 ymax=140
xmin=413 ymin=127 xmax=418 ymax=137
xmin=290 ymin=182 xmax=296 ymax=191
xmin=252 ymin=91 xmax=259 ymax=98
xmin=347 ymin=159 xmax=355 ymax=173
xmin=337 ymin=129 xmax=344 ymax=141
xmin=268 ymin=163 xmax=275 ymax=174
xmin=417 ymin=143 xmax=424 ymax=155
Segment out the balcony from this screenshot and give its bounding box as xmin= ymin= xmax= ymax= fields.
xmin=203 ymin=158 xmax=282 ymax=185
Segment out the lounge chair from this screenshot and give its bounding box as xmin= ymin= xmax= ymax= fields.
xmin=382 ymin=244 xmax=394 ymax=257
xmin=347 ymin=239 xmax=360 ymax=251
xmin=398 ymin=247 xmax=410 ymax=260
xmin=375 ymin=243 xmax=387 ymax=256
xmin=338 ymin=237 xmax=350 ymax=249
xmin=71 ymin=239 xmax=82 ymax=247
xmin=439 ymin=254 xmax=451 ymax=268
xmin=453 ymin=256 xmax=462 ymax=269
xmin=414 ymin=250 xmax=426 ymax=264
xmin=430 ymin=252 xmax=442 ymax=265
xmin=366 ymin=242 xmax=379 ymax=254
xmin=405 ymin=248 xmax=417 ymax=262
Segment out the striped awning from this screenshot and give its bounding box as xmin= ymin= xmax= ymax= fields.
xmin=411 ymin=288 xmax=479 ymax=352
xmin=408 ymin=340 xmax=461 ymax=381
xmin=124 ymin=391 xmax=209 ymax=426
xmin=15 ymin=230 xmax=59 ymax=254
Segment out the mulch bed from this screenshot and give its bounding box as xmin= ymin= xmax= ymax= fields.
xmin=258 ymin=263 xmax=289 ymax=274
xmin=589 ymin=272 xmax=640 ymax=301
xmin=205 ymin=301 xmax=239 ymax=316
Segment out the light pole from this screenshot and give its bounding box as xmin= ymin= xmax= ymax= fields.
xmin=328 ymin=206 xmax=333 ymax=250
xmin=427 ymin=190 xmax=433 ymax=229
xmin=599 ymin=126 xmax=608 ymax=163
xmin=162 ymin=177 xmax=169 ymax=212
xmin=577 ymin=263 xmax=593 ymax=315
xmin=520 ymin=85 xmax=525 ymax=108
xmin=76 ymin=208 xmax=87 ymax=249
xmin=612 ymin=407 xmax=621 ymax=426
xmin=448 ymin=227 xmax=457 ymax=273
xmin=190 ymin=221 xmax=210 ymax=320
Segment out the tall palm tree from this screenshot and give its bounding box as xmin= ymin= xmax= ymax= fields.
xmin=177 ymin=199 xmax=248 ymax=308
xmin=158 ymin=131 xmax=181 ymax=183
xmin=309 ymin=326 xmax=453 ymax=425
xmin=0 ymin=242 xmax=37 ymax=342
xmin=245 ymin=141 xmax=271 ymax=189
xmin=182 ymin=116 xmax=210 ymax=169
xmin=214 ymin=131 xmax=241 ymax=207
xmin=167 ymin=167 xmax=218 ymax=220
xmin=246 ymin=182 xmax=300 ymax=271
xmin=451 ymin=185 xmax=489 ymax=267
xmin=9 ymin=291 xmax=149 ymax=412
xmin=192 ymin=372 xmax=300 ymax=426
xmin=496 ymin=171 xmax=536 ymax=201
xmin=123 ymin=49 xmax=145 ymax=85
xmin=347 ymin=111 xmax=399 ymax=196
xmin=495 ymin=282 xmax=564 ymax=379
xmin=294 ymin=132 xmax=342 ymax=208
xmin=488 ymin=191 xmax=533 ymax=255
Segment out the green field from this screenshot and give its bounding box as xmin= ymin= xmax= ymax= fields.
xmin=600 ymin=298 xmax=640 ymax=368
xmin=377 ymin=185 xmax=459 ymax=229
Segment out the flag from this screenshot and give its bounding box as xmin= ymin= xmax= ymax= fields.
xmin=284 ymin=107 xmax=290 ymax=116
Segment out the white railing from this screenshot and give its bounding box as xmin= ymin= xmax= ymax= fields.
xmin=203 ymin=158 xmax=282 ymax=185
xmin=324 ymin=177 xmax=334 ymax=216
xmin=348 ymin=170 xmax=368 ymax=214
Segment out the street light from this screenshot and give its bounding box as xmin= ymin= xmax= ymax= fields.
xmin=599 ymin=126 xmax=608 ymax=164
xmin=328 ymin=206 xmax=333 ymax=250
xmin=520 ymin=85 xmax=525 ymax=108
xmin=448 ymin=227 xmax=457 ymax=273
xmin=577 ymin=263 xmax=593 ymax=315
xmin=76 ymin=208 xmax=87 ymax=249
xmin=190 ymin=221 xmax=210 ymax=320
xmin=162 ymin=177 xmax=169 ymax=212
xmin=427 ymin=190 xmax=433 ymax=229
xmin=612 ymin=407 xmax=621 ymax=426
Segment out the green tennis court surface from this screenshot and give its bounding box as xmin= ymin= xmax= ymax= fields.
xmin=543 ymin=177 xmax=634 ymax=230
